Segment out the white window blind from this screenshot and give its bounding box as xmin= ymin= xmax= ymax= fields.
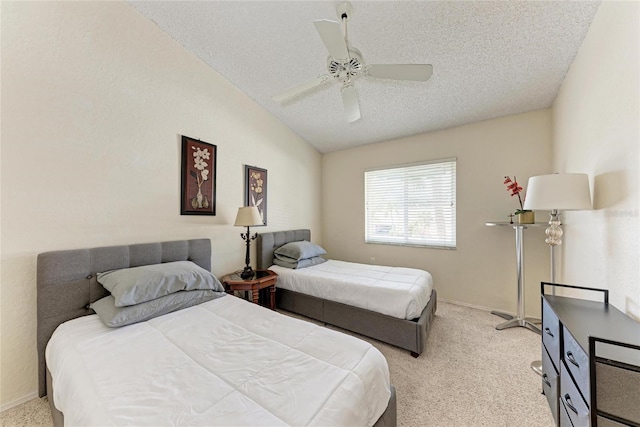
xmin=365 ymin=158 xmax=456 ymax=249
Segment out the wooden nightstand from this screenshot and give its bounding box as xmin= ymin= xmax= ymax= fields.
xmin=221 ymin=269 xmax=278 ymax=310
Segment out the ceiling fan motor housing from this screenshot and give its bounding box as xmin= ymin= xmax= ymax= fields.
xmin=327 ymin=49 xmax=363 ymax=83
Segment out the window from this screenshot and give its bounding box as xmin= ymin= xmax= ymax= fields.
xmin=364 ymin=158 xmax=456 ymax=249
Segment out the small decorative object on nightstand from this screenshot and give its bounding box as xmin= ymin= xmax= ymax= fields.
xmin=234 ymin=206 xmax=263 ymax=279
xmin=221 ymin=270 xmax=278 ymax=310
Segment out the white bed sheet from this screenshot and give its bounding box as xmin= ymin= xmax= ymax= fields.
xmin=46 ymin=295 xmax=390 ymax=426
xmin=269 ymin=260 xmax=433 ymax=320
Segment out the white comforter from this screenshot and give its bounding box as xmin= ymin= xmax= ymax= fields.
xmin=46 ymin=295 xmax=390 ymax=426
xmin=270 ymin=260 xmax=433 ymax=320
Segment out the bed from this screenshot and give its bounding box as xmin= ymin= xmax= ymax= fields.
xmin=37 ymin=238 xmax=397 ymax=427
xmin=257 ymin=230 xmax=437 ymax=357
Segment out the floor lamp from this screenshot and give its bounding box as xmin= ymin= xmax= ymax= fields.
xmin=523 ymin=173 xmax=592 ymax=375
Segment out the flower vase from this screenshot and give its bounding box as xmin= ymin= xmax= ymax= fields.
xmin=196 ymin=188 xmax=203 ymax=208
xmin=518 ymin=211 xmax=535 ymax=224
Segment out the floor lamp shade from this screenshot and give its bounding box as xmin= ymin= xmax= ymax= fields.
xmin=523 ymin=173 xmax=592 ymax=211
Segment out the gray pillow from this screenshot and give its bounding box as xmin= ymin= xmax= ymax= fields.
xmin=91 ymin=290 xmax=226 ymax=328
xmin=97 ymin=261 xmax=224 ymax=307
xmin=273 ymin=256 xmax=327 ymax=270
xmin=274 ymin=241 xmax=326 ymax=261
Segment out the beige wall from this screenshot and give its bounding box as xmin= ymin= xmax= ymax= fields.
xmin=552 ymin=0 xmax=639 ymax=318
xmin=322 ymin=110 xmax=552 ymax=315
xmin=0 ymin=2 xmax=321 ymax=408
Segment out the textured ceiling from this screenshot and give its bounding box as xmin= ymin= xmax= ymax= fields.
xmin=129 ymin=1 xmax=600 ymax=153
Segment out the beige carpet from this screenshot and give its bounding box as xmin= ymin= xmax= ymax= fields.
xmin=0 ymin=301 xmax=554 ymax=427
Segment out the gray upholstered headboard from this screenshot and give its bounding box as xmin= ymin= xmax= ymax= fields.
xmin=256 ymin=229 xmax=311 ymax=270
xmin=36 ymin=238 xmax=211 ymax=398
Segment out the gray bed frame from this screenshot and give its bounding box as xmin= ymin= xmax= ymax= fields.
xmin=37 ymin=238 xmax=396 ymax=427
xmin=257 ymin=229 xmax=438 ymax=358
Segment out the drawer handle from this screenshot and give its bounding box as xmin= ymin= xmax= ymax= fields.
xmin=544 ymin=327 xmax=554 ymax=338
xmin=542 ymin=373 xmax=551 ymax=388
xmin=564 ymin=393 xmax=579 ymax=415
xmin=566 ymin=351 xmax=580 ymax=368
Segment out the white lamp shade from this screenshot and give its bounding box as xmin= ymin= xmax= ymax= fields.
xmin=234 ymin=206 xmax=263 ymax=226
xmin=523 ymin=173 xmax=592 ymax=211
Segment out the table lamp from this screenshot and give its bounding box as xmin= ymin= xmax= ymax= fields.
xmin=523 ymin=173 xmax=592 ymax=375
xmin=234 ymin=206 xmax=263 ymax=279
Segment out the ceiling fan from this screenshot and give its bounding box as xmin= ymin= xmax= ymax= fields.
xmin=272 ymin=2 xmax=433 ymax=123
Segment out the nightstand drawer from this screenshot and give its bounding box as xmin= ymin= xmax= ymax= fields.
xmin=542 ymin=346 xmax=559 ymax=425
xmin=563 ymin=326 xmax=590 ymax=403
xmin=542 ymin=298 xmax=560 ymax=370
xmin=561 ymin=362 xmax=590 ymax=427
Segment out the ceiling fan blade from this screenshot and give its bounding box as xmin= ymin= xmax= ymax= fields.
xmin=272 ymin=75 xmax=331 ymax=104
xmin=341 ymin=84 xmax=361 ymax=123
xmin=313 ymin=19 xmax=349 ymax=61
xmin=367 ymin=64 xmax=433 ymax=82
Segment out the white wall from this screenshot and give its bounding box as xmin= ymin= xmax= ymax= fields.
xmin=552 ymin=0 xmax=639 ymax=318
xmin=322 ymin=110 xmax=552 ymax=315
xmin=0 ymin=1 xmax=322 ymax=408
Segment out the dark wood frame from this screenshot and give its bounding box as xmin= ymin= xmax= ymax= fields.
xmin=181 ymin=136 xmax=217 ymax=215
xmin=244 ymin=165 xmax=267 ymax=226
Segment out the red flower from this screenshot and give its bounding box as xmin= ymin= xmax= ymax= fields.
xmin=504 ymin=176 xmax=527 ymax=213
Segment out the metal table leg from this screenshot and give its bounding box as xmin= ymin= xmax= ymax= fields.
xmin=491 ymin=224 xmax=541 ymax=334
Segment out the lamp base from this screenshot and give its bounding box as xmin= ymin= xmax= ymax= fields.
xmin=240 ymin=266 xmax=255 ymax=280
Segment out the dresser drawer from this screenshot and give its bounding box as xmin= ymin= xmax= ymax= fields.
xmin=561 ymin=362 xmax=590 ymax=427
xmin=542 ymin=298 xmax=561 ymax=370
xmin=559 ymin=399 xmax=574 ymax=427
xmin=563 ymin=326 xmax=590 ymax=403
xmin=542 ymin=346 xmax=559 ymax=425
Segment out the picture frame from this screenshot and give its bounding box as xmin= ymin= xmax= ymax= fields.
xmin=244 ymin=165 xmax=267 ymax=226
xmin=181 ymin=136 xmax=217 ymax=216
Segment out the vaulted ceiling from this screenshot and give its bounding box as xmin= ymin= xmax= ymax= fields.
xmin=129 ymin=1 xmax=600 ymax=153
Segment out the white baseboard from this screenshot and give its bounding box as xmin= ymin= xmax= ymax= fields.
xmin=0 ymin=392 xmax=39 ymax=413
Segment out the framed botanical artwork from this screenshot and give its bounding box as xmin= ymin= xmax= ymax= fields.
xmin=181 ymin=136 xmax=217 ymax=215
xmin=245 ymin=165 xmax=267 ymax=226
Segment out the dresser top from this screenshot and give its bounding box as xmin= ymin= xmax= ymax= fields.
xmin=544 ymin=295 xmax=640 ymax=367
